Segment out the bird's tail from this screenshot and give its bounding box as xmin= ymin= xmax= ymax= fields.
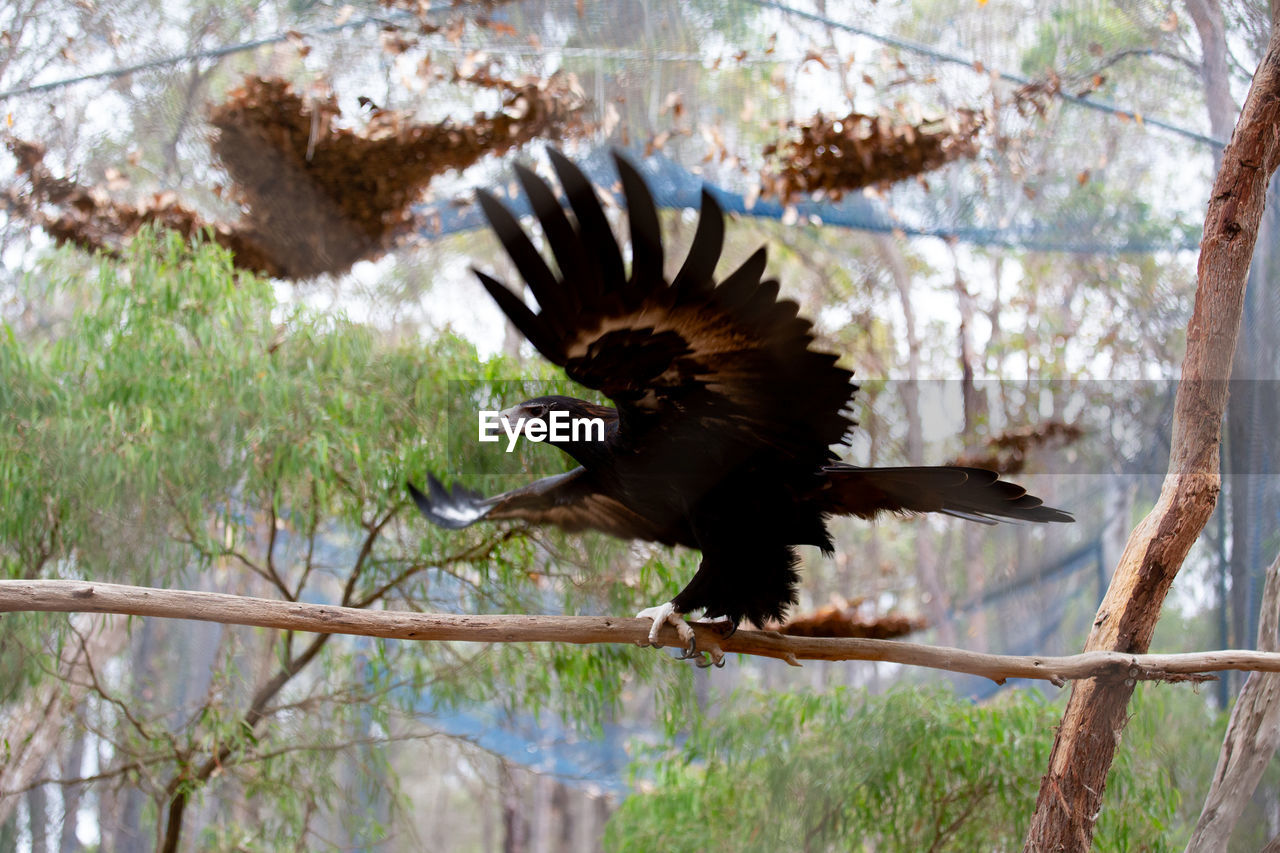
xmin=819 ymin=464 xmax=1073 ymax=524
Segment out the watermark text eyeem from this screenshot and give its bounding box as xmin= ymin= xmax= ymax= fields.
xmin=478 ymin=411 xmax=606 ymax=452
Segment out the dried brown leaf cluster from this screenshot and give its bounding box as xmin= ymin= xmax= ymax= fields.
xmin=5 ymin=72 xmax=588 ymax=278
xmin=378 ymin=0 xmax=520 ymax=44
xmin=950 ymin=419 xmax=1084 ymax=475
xmin=3 ymin=135 xmax=278 ymax=271
xmin=1011 ymin=71 xmax=1063 ymax=119
xmin=208 ymin=73 xmax=586 ymax=277
xmin=1011 ymin=69 xmax=1108 ymax=118
xmin=761 ymin=109 xmax=984 ymax=201
xmin=775 ymin=597 xmax=926 ymax=640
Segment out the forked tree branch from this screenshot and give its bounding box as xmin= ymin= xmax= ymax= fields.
xmin=6 ymin=579 xmax=1280 ymax=685
xmin=1025 ymin=12 xmax=1280 ymax=847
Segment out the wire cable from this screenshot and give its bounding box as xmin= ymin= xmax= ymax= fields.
xmin=747 ymin=0 xmax=1226 ymax=149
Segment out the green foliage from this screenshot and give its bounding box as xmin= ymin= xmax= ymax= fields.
xmin=1020 ymin=4 xmax=1153 ymax=78
xmin=0 ymin=230 xmax=697 ymax=846
xmin=606 ymin=685 xmax=1219 ymax=853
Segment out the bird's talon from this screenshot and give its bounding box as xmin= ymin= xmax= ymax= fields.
xmin=693 ymin=646 xmax=726 ymax=668
xmin=676 ymin=636 xmax=699 ymax=660
xmin=636 ymin=601 xmax=696 ymax=656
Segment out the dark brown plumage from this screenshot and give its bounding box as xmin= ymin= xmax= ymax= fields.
xmin=409 ymin=150 xmax=1071 ymax=650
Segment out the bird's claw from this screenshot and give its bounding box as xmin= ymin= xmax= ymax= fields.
xmin=636 ymin=601 xmax=694 ymax=648
xmin=691 ymin=616 xmax=731 ymax=666
xmin=636 ymin=603 xmax=727 ymax=667
xmin=694 ymin=642 xmax=726 ymax=668
xmin=689 ymin=616 xmax=730 ymax=666
xmin=676 ymin=636 xmax=699 ymax=660
xmin=636 ymin=601 xmax=709 ymax=660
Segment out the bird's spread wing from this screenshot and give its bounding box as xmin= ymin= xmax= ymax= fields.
xmin=407 ymin=471 xmax=680 ymax=544
xmin=475 ymin=150 xmax=855 ymax=464
xmin=818 ymin=464 xmax=1074 ymax=524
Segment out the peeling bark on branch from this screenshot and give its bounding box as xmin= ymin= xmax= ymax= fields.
xmin=6 ymin=579 xmax=1280 ymax=685
xmin=1024 ymin=15 xmax=1280 ymax=851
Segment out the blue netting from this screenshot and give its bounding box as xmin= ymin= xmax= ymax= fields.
xmin=414 ymin=146 xmax=1203 ymax=253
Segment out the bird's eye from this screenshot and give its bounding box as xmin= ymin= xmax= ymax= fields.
xmin=528 ymin=405 xmax=548 ymax=418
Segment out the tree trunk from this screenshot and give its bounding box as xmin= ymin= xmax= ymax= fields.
xmin=1185 ymin=0 xmax=1236 ymax=157
xmin=27 ymin=782 xmax=48 ymax=853
xmin=501 ymin=761 xmax=529 ymax=853
xmin=1022 ymin=11 xmax=1280 ymax=849
xmin=1188 ymin=0 xmax=1257 ymax=687
xmin=1227 ymin=398 xmax=1255 ymax=650
xmin=1186 ymin=550 xmax=1280 ymax=850
xmin=58 ymin=730 xmax=86 ymax=853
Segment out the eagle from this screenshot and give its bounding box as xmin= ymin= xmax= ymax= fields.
xmin=409 ymin=150 xmax=1071 ymax=662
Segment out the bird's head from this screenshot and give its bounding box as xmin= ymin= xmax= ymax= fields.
xmin=499 ymin=395 xmax=616 ymax=465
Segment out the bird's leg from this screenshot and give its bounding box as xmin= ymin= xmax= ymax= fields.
xmin=688 ymin=614 xmax=731 ymax=667
xmin=695 ymin=613 xmax=737 ymax=636
xmin=635 ymin=601 xmax=696 ymax=655
xmin=635 ymin=603 xmax=728 ymax=667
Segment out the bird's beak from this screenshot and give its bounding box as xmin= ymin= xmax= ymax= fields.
xmin=498 ymin=404 xmax=523 ymax=428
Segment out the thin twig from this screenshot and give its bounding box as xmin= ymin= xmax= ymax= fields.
xmin=65 ymin=621 xmax=175 ymax=755
xmin=292 ymin=478 xmax=321 ymax=601
xmin=350 ymin=526 xmax=525 ymax=609
xmin=338 ymin=507 xmax=397 ymax=606
xmin=2 ymin=579 xmax=1278 ymax=684
xmin=264 ymin=493 xmax=292 ymax=601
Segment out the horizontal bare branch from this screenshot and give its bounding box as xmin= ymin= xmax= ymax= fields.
xmin=1 ymin=579 xmax=1276 ymax=685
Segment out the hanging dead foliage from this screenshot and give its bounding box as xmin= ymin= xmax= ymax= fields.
xmin=775 ymin=597 xmax=926 ymax=640
xmin=5 ymin=71 xmax=588 ymax=278
xmin=950 ymin=419 xmax=1085 ymax=475
xmin=2 ymin=135 xmax=279 ymax=271
xmin=206 ymin=73 xmax=587 ymax=278
xmin=761 ymin=109 xmax=984 ymax=201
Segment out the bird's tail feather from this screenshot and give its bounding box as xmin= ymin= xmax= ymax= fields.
xmin=819 ymin=464 xmax=1073 ymax=524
